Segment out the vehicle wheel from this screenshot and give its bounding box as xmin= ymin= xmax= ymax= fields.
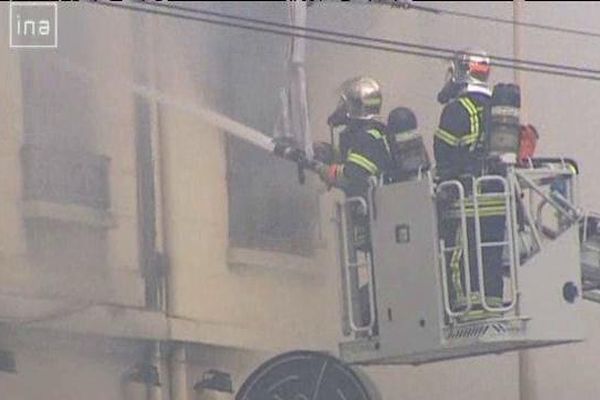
xmin=236 ymin=350 xmax=371 ymax=400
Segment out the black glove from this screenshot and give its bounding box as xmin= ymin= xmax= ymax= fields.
xmin=313 ymin=141 xmax=335 ymax=165
xmin=272 ymin=140 xmax=306 ymax=164
xmin=437 ymin=81 xmax=465 ymax=104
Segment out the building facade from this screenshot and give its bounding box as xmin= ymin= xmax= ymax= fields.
xmin=1 ymin=2 xmax=600 ymax=400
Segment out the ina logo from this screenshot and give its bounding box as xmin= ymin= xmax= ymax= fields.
xmin=9 ymin=2 xmax=58 ymax=48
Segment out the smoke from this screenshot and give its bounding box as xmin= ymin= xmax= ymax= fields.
xmin=48 ymin=56 xmax=276 ymax=153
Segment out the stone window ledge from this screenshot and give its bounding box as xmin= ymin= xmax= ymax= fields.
xmin=21 ymin=200 xmax=116 ymax=229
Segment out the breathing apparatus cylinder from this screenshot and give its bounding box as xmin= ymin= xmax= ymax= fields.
xmin=487 ymin=83 xmax=521 ymax=164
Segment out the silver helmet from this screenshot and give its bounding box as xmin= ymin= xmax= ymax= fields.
xmin=338 ymin=76 xmax=382 ymax=120
xmin=446 ymin=48 xmax=491 ymax=87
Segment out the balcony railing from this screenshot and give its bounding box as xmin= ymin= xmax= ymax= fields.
xmin=21 ymin=144 xmax=111 ymax=210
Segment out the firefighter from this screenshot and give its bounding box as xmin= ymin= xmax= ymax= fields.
xmin=317 ymin=76 xmax=392 ymax=253
xmin=317 ymin=77 xmax=392 ymax=332
xmin=434 ymin=49 xmax=506 ymax=315
xmin=316 ymin=76 xmax=392 ymax=197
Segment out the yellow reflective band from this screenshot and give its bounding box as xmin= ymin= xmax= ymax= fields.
xmin=478 ymin=201 xmax=506 ymax=207
xmin=455 ymin=197 xmax=505 ymax=204
xmin=446 ymin=208 xmax=506 ymax=218
xmin=477 ymin=210 xmax=506 ymax=217
xmin=459 ymin=97 xmax=482 ymax=150
xmin=458 ymin=307 xmax=504 ymax=321
xmin=445 ymin=213 xmax=506 ymax=219
xmin=462 ymin=98 xmax=479 ymax=130
xmin=471 ymin=105 xmax=481 ymax=137
xmin=452 ymin=204 xmax=506 ymax=211
xmin=459 ymin=98 xmax=477 ymax=136
xmin=449 ymin=207 xmax=506 ymax=215
xmin=382 ymin=136 xmax=392 ymax=156
xmin=567 ymin=164 xmax=577 ymax=175
xmin=347 ymin=152 xmax=379 ymax=175
xmin=367 ymin=129 xmax=384 ymax=139
xmin=435 ymin=128 xmax=460 ymax=146
xmin=457 ymin=296 xmax=503 ymax=307
xmin=450 ymin=205 xmax=506 ymax=212
xmin=455 ymin=293 xmax=484 ymax=307
xmin=462 ymin=202 xmax=507 ymax=209
xmin=460 ymin=133 xmax=479 ymax=145
xmin=363 ymin=97 xmax=382 ymax=106
xmin=486 ymin=297 xmax=504 ymax=306
xmin=463 ymin=97 xmax=479 ymax=123
xmin=450 ymin=229 xmax=464 ymax=297
xmin=367 ymin=129 xmax=392 ymax=155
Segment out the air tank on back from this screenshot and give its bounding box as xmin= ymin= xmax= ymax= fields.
xmin=385 ymin=107 xmax=430 ymax=183
xmin=487 ymin=83 xmax=521 ymax=164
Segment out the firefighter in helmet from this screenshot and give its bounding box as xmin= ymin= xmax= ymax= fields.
xmin=317 ymin=76 xmax=392 ymax=198
xmin=434 ymin=49 xmax=506 ymax=316
xmin=317 ymin=77 xmax=392 ymax=331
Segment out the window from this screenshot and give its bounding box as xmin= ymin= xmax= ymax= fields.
xmin=216 ymin=5 xmax=318 ymax=257
xmin=19 ymin=44 xmax=110 ymax=297
xmin=226 ymin=136 xmax=318 ymax=257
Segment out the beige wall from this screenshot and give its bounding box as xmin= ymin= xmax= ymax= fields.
xmin=86 ymin=5 xmax=145 ymax=307
xmin=0 ymin=330 xmax=141 ymax=400
xmin=0 ymin=4 xmax=28 ymax=297
xmin=2 ymin=2 xmax=600 ymax=400
xmin=142 ymin=4 xmax=342 ymax=352
xmin=509 ymin=3 xmax=600 ymax=398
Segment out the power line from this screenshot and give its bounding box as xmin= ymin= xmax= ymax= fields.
xmin=87 ymin=1 xmax=448 ymax=62
xmin=146 ymin=0 xmax=600 ymax=77
xmin=88 ymin=0 xmax=600 ymax=82
xmin=391 ymin=1 xmax=600 ymax=40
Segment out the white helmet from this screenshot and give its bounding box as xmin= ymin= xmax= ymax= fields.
xmin=446 ymin=48 xmax=491 ymax=88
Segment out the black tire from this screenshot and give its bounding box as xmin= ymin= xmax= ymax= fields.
xmin=236 ymin=350 xmax=372 ymax=400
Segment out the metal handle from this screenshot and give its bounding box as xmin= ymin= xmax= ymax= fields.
xmin=582 ymin=211 xmax=600 ymax=252
xmin=511 ymin=176 xmax=543 ymax=253
xmin=367 ymin=177 xmax=378 ymax=221
xmin=436 ymin=180 xmax=472 ymax=317
xmin=473 ymin=175 xmax=517 ymax=313
xmin=439 ymin=240 xmax=472 ymax=318
xmin=339 ymin=198 xmax=376 ymax=334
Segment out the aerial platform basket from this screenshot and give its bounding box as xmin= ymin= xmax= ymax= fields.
xmin=335 ymin=161 xmax=585 ymax=365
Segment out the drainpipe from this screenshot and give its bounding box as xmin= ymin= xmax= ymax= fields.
xmin=169 ymin=344 xmax=189 ymax=400
xmin=144 ymin=12 xmax=189 ymax=400
xmin=147 ymin=342 xmax=163 ymax=400
xmin=136 ymin=13 xmax=168 ymax=400
xmin=151 ymin=45 xmax=189 ymax=400
xmin=155 ymin=99 xmax=188 ymax=400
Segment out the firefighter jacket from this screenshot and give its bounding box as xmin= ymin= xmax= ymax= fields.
xmin=333 ymin=120 xmax=393 ymax=197
xmin=434 ymin=88 xmax=491 ymax=182
xmin=435 ymin=87 xmax=507 ymax=304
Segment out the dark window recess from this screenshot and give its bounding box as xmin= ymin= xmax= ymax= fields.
xmin=0 ymin=350 xmax=16 ymax=374
xmin=21 ymin=144 xmax=111 ymax=210
xmin=134 ymin=94 xmax=164 ymax=310
xmin=219 ymin=5 xmax=317 ymax=258
xmin=226 ymin=135 xmax=318 ymax=257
